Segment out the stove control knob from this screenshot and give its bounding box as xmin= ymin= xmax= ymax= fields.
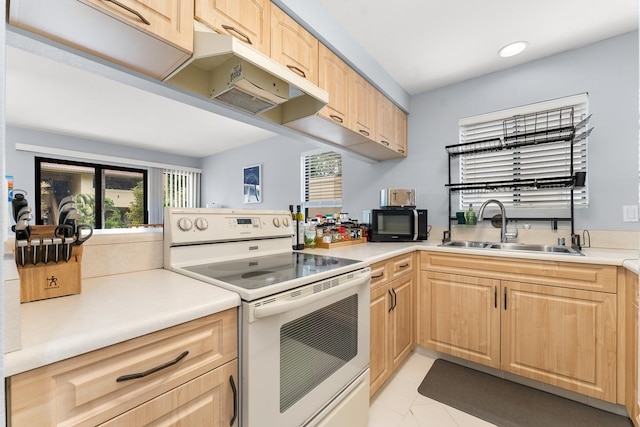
xmin=195 ymin=217 xmax=209 ymax=231
xmin=282 ymin=217 xmax=290 ymax=227
xmin=177 ymin=217 xmax=193 ymax=231
xmin=273 ymin=217 xmax=281 ymax=227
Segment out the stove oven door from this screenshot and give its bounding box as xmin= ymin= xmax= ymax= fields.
xmin=241 ymin=270 xmax=370 ymax=427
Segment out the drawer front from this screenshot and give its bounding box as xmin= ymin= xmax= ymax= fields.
xmin=370 ymin=261 xmax=389 ymax=290
xmin=9 ymin=309 xmax=237 ymax=427
xmin=100 ymin=359 xmax=238 ymax=427
xmin=421 ymin=252 xmax=617 ymax=293
xmin=390 ymin=253 xmax=413 ymax=280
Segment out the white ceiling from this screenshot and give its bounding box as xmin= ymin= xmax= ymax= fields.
xmin=315 ymin=0 xmax=639 ymax=95
xmin=5 ymin=1 xmax=638 ymax=158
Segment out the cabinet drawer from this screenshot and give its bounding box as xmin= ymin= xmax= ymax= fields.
xmin=9 ymin=309 xmax=237 ymax=427
xmin=370 ymin=261 xmax=389 ymax=290
xmin=391 ymin=253 xmax=413 ymax=280
xmin=421 ymin=252 xmax=617 ymax=293
xmin=100 ymin=359 xmax=238 ymax=427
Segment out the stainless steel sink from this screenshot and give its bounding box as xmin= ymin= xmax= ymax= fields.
xmin=439 ymin=241 xmax=583 ymax=255
xmin=440 ymin=240 xmax=489 ymax=248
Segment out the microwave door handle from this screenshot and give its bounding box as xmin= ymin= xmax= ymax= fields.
xmin=413 ymin=209 xmax=418 ymax=241
xmin=253 ymin=272 xmax=369 ymax=319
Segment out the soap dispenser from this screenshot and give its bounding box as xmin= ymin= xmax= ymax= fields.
xmin=465 ymin=204 xmax=477 ymax=225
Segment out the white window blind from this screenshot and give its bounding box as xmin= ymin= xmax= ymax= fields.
xmin=458 ymin=94 xmax=589 ymax=210
xmin=302 ymin=151 xmax=342 ymax=208
xmin=163 ymin=169 xmax=201 ymax=208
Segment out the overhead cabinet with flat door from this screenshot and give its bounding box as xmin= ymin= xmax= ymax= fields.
xmin=270 ymin=4 xmax=319 ymax=85
xmin=195 ymin=0 xmax=271 ymax=56
xmin=9 ymin=0 xmax=194 ymax=80
xmin=419 ymin=252 xmax=618 ymax=403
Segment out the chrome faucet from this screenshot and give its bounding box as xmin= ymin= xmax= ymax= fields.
xmin=477 ymin=199 xmax=518 ymax=243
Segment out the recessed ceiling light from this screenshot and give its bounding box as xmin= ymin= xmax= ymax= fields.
xmin=498 ymin=41 xmax=528 ymax=58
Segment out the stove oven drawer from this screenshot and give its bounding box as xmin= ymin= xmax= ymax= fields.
xmin=8 ymin=309 xmax=237 ymax=427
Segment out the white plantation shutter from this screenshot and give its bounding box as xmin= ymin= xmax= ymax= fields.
xmin=302 ymin=151 xmax=343 ymax=208
xmin=163 ymin=169 xmax=201 ymax=208
xmin=457 ymin=94 xmax=589 ymax=210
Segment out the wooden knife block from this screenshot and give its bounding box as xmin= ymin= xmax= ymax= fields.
xmin=15 ymin=225 xmax=82 ymax=303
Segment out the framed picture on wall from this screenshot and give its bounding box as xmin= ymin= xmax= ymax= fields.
xmin=243 ymin=164 xmax=262 ymax=204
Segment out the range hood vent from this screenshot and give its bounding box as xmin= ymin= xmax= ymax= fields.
xmin=165 ymin=21 xmax=328 ymax=123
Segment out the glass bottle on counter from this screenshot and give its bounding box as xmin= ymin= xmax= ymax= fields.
xmin=295 ymin=205 xmax=305 ymax=249
xmin=304 ymin=222 xmax=316 ymax=248
xmin=290 ymin=205 xmax=297 ymax=250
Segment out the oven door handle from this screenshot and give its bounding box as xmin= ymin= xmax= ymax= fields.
xmin=253 ymin=273 xmax=369 ymax=319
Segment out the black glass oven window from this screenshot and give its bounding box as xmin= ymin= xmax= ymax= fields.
xmin=279 ymin=295 xmax=358 ymax=413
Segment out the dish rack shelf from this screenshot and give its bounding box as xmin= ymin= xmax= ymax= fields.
xmin=445 ymin=106 xmax=593 ymax=247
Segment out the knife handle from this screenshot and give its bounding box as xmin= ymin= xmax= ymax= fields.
xmin=30 ymin=239 xmax=41 ymax=265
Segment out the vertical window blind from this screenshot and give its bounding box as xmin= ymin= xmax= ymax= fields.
xmin=302 ymin=151 xmax=343 ymax=208
xmin=458 ymin=94 xmax=589 ymax=210
xmin=163 ymin=169 xmax=201 ymax=208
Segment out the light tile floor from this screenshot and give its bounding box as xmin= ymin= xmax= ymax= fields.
xmin=368 ymin=352 xmax=496 ymax=427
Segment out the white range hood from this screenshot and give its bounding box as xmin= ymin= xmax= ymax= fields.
xmin=165 ymin=21 xmax=328 ymax=123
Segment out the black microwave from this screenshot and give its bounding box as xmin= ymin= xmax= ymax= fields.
xmin=363 ymin=209 xmax=428 ymax=242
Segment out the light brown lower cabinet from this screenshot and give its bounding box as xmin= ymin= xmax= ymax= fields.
xmin=419 ymin=252 xmax=619 ymax=403
xmin=369 ymin=253 xmax=415 ymax=398
xmin=8 ymin=309 xmax=238 ymax=427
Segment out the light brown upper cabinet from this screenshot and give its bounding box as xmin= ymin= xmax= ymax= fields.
xmin=270 ymin=5 xmax=319 ymax=85
xmin=394 ymin=104 xmax=408 ymax=156
xmin=349 ymin=69 xmax=376 ymax=139
xmin=318 ymin=44 xmax=350 ymax=128
xmin=195 ymin=0 xmax=271 ymax=56
xmin=9 ymin=0 xmax=193 ymax=79
xmin=83 ymin=0 xmax=193 ymax=52
xmin=375 ymin=91 xmax=395 ymax=149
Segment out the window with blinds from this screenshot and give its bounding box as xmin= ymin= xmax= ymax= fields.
xmin=163 ymin=169 xmax=201 ymax=208
xmin=458 ymin=94 xmax=589 ymax=211
xmin=302 ymin=151 xmax=342 ymax=211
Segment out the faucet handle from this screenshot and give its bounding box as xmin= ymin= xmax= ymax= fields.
xmin=505 ymin=229 xmax=518 ymax=240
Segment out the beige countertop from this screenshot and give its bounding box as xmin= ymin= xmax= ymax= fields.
xmin=303 ymin=240 xmax=639 ymax=267
xmin=4 ymin=269 xmax=240 ymax=377
xmin=5 ymin=239 xmax=637 ymax=378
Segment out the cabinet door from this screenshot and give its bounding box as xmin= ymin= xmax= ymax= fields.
xmin=393 ymin=104 xmax=408 ymax=156
xmin=270 ymin=5 xmax=319 ymax=84
xmin=349 ymin=70 xmax=375 ymax=139
xmin=195 ymin=0 xmax=270 ymax=56
xmin=375 ymin=92 xmax=394 ymax=149
xmin=502 ymin=281 xmax=617 ymax=402
xmin=419 ymin=271 xmax=501 ymax=368
xmin=390 ymin=274 xmax=414 ymax=369
xmin=318 ymin=44 xmax=349 ymax=127
xmin=83 ymin=0 xmax=193 ymax=51
xmin=101 ymin=359 xmax=238 ymax=426
xmin=370 ymin=283 xmax=391 ymax=397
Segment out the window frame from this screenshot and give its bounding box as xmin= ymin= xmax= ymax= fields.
xmin=301 ymin=150 xmax=343 ymax=217
xmin=35 ymin=157 xmax=148 ymax=229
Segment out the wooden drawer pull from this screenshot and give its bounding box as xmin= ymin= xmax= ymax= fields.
xmin=330 ymin=114 xmax=344 ymax=123
xmin=105 ymin=0 xmax=150 ymax=25
xmin=359 ymin=129 xmax=370 ymax=137
xmin=116 ymin=351 xmax=189 ymax=382
xmin=371 ymin=272 xmax=384 ymax=279
xmin=397 ymin=263 xmax=409 ymax=269
xmin=381 ymin=140 xmax=390 ymax=146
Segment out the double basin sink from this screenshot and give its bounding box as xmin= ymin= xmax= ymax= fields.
xmin=439 ymin=240 xmax=583 ymax=256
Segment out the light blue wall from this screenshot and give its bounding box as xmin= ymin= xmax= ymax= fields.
xmin=202 ymin=31 xmax=639 ymax=232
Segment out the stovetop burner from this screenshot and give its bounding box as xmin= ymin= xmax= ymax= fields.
xmin=182 ymin=252 xmax=360 ymax=291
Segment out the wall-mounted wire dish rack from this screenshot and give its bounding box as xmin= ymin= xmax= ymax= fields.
xmin=444 ymin=106 xmax=593 ymax=247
